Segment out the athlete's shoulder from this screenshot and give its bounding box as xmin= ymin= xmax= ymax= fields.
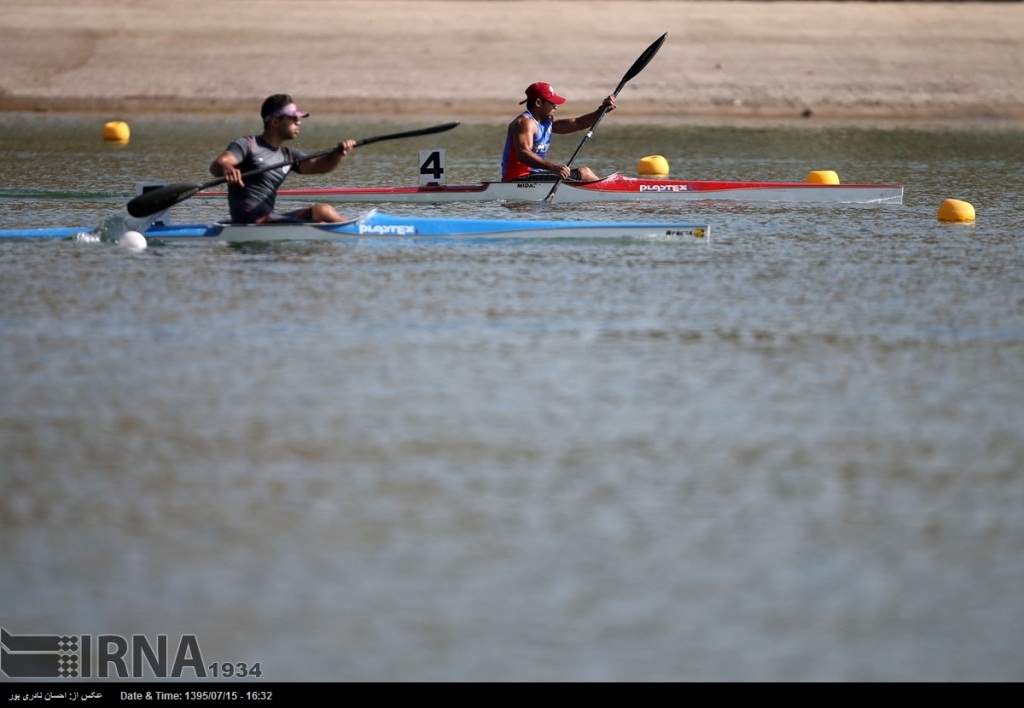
xmin=509 ymin=112 xmax=537 ymax=132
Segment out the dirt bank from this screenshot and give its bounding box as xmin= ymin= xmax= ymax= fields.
xmin=1 ymin=1 xmax=1021 ymax=120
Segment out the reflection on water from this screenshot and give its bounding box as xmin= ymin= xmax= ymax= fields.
xmin=1 ymin=114 xmax=1023 ymax=681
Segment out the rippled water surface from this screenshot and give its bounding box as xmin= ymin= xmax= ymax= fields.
xmin=2 ymin=114 xmax=1023 ymax=681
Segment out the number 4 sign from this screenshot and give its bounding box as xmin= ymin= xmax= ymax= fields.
xmin=418 ymin=149 xmax=447 ymax=186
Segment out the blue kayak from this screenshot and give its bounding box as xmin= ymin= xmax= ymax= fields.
xmin=0 ymin=210 xmax=709 ymax=243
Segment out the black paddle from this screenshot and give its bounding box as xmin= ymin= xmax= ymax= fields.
xmin=543 ymin=32 xmax=667 ymax=203
xmin=126 ymin=121 xmax=461 ymax=218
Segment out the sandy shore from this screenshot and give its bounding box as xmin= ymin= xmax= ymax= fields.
xmin=1 ymin=0 xmax=1022 ymax=120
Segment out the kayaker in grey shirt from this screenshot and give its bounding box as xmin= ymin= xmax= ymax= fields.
xmin=210 ymin=94 xmax=356 ymax=224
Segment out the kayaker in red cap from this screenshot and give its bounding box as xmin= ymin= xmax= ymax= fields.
xmin=210 ymin=94 xmax=357 ymax=224
xmin=501 ymin=82 xmax=616 ymax=183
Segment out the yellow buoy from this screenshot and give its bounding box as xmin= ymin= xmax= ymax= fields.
xmin=103 ymin=121 xmax=130 ymax=143
xmin=937 ymin=198 xmax=975 ymax=223
xmin=637 ymin=155 xmax=669 ymax=177
xmin=806 ymin=170 xmax=839 ymax=185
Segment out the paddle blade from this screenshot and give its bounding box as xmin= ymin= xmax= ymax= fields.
xmin=127 ymin=182 xmax=204 ymax=218
xmin=616 ymin=32 xmax=667 ymax=94
xmin=354 ymin=121 xmax=460 ymax=147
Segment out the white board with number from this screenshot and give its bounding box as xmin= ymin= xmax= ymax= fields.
xmin=418 ymin=149 xmax=447 ymax=186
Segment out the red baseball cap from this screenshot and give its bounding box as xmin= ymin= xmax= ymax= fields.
xmin=520 ymin=82 xmax=567 ymax=105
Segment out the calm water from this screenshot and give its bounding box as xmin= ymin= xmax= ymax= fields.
xmin=1 ymin=113 xmax=1023 ymax=681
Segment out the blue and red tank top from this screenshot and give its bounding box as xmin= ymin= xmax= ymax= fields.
xmin=501 ymin=110 xmax=553 ymax=182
